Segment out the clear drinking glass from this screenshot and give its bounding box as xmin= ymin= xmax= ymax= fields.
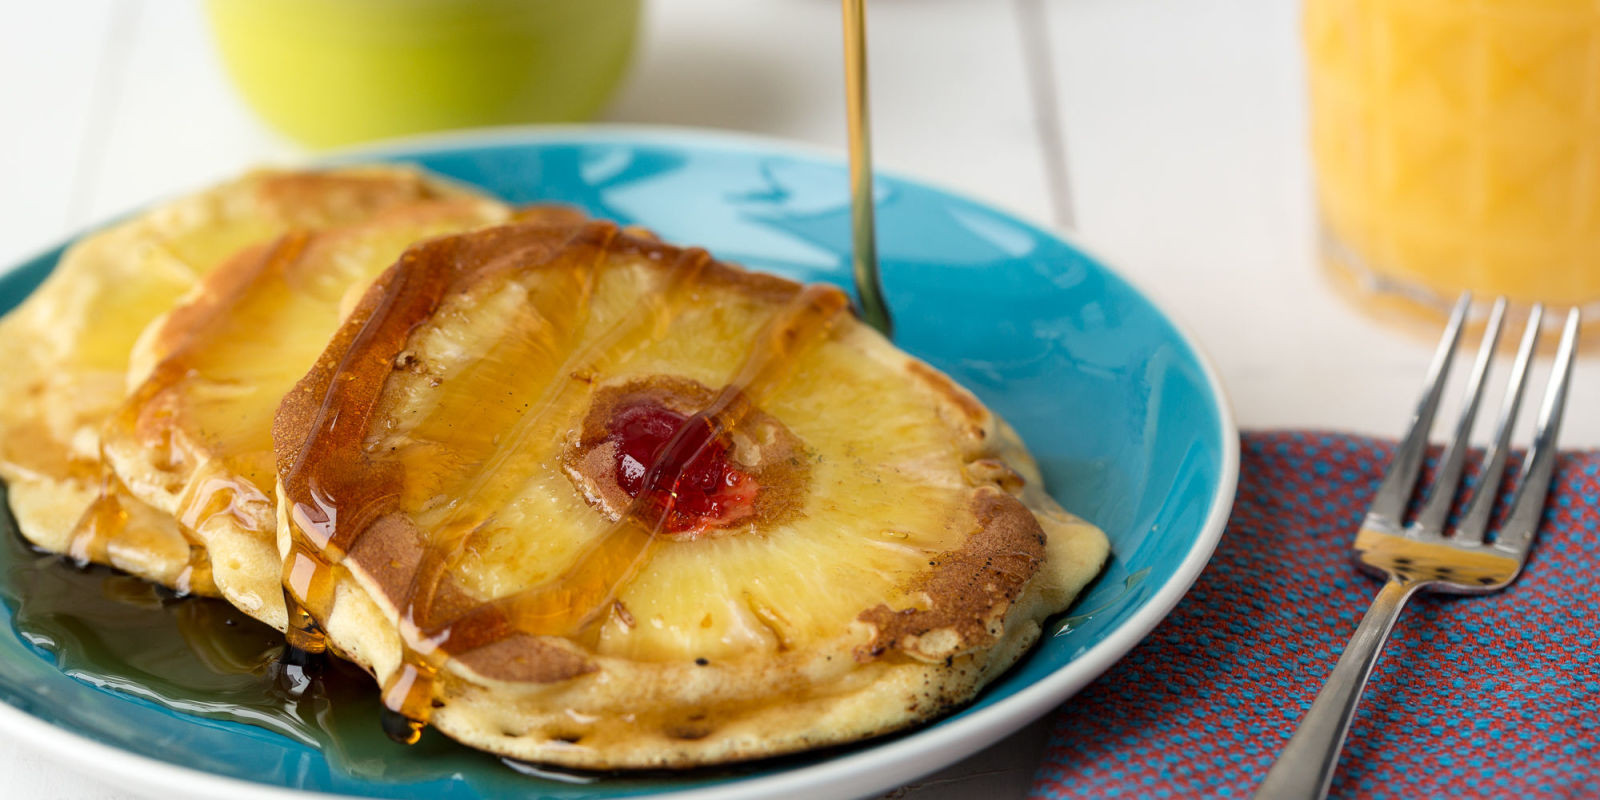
xmin=1305 ymin=0 xmax=1600 ymax=319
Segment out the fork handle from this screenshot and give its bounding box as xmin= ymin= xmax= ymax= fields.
xmin=1254 ymin=578 xmax=1425 ymax=800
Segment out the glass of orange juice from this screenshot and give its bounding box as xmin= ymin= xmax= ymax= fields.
xmin=1305 ymin=0 xmax=1600 ymax=320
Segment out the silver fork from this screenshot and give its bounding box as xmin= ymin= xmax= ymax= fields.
xmin=1254 ymin=294 xmax=1581 ymax=800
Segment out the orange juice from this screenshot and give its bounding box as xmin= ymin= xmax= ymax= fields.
xmin=1305 ymin=0 xmax=1600 ymax=309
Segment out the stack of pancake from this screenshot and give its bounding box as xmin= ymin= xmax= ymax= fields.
xmin=0 ymin=167 xmax=1108 ymax=768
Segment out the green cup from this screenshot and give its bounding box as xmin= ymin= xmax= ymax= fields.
xmin=206 ymin=0 xmax=641 ymax=149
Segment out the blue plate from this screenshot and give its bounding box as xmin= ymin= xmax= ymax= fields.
xmin=0 ymin=127 xmax=1237 ymax=800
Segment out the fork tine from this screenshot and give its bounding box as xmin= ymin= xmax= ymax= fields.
xmin=1411 ymin=297 xmax=1507 ymax=538
xmin=1494 ymin=308 xmax=1580 ymax=553
xmin=1456 ymin=304 xmax=1545 ymax=544
xmin=1366 ymin=292 xmax=1472 ymax=529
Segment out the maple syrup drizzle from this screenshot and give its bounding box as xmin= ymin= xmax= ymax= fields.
xmin=387 ymin=245 xmax=719 ymax=643
xmin=177 ymin=473 xmax=274 ymax=536
xmin=423 ymin=284 xmax=846 ymax=653
xmin=171 ymin=547 xmax=214 ymax=597
xmin=278 ymin=230 xmax=485 ymax=659
xmin=411 ymin=242 xmax=714 ymax=541
xmin=274 ymin=224 xmax=635 ymax=728
xmin=65 ymin=485 xmax=123 ymax=567
xmin=66 ymin=473 xmax=215 ymax=596
xmin=369 ymin=240 xmax=708 ymax=728
xmin=379 ymin=242 xmax=634 ymax=648
xmin=63 ymin=236 xmax=316 ymax=595
xmin=277 ymin=223 xmax=851 ymax=741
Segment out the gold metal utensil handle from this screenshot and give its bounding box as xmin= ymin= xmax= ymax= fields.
xmin=842 ymin=0 xmax=892 ymax=338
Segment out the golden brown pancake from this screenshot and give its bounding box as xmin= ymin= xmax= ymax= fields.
xmin=90 ymin=196 xmax=552 ymax=628
xmin=272 ymin=221 xmax=1109 ymax=768
xmin=0 ymin=166 xmax=485 ymax=593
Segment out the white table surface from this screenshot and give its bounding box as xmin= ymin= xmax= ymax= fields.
xmin=2 ymin=1 xmax=1595 ymax=798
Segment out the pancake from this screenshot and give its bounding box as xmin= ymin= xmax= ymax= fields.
xmin=91 ymin=198 xmax=559 ymax=629
xmin=272 ymin=221 xmax=1110 ymax=768
xmin=0 ymin=166 xmax=484 ymax=593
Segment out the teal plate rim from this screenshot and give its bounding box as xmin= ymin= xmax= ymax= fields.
xmin=0 ymin=125 xmax=1239 ymax=800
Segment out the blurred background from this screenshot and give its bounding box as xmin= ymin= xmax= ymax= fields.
xmin=3 ymin=0 xmax=1344 ymax=430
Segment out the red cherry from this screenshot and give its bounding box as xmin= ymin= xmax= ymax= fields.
xmin=606 ymin=400 xmax=756 ymax=533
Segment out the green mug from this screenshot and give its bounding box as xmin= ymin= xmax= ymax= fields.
xmin=206 ymin=0 xmax=641 ymax=149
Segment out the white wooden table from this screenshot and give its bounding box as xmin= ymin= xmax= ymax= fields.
xmin=2 ymin=1 xmax=1595 ymax=798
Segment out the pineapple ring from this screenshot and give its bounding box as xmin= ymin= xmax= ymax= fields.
xmin=273 ymin=221 xmax=1109 ymax=768
xmin=0 ymin=166 xmax=490 ymax=594
xmin=90 ymin=188 xmax=521 ymax=628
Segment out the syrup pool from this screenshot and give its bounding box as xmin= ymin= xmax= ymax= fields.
xmin=0 ymin=487 xmax=823 ymax=793
xmin=0 ymin=490 xmax=528 ymax=785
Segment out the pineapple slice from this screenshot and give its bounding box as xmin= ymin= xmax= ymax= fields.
xmin=274 ymin=221 xmax=1109 ymax=767
xmin=92 ymin=194 xmax=552 ymax=628
xmin=0 ymin=166 xmax=483 ymax=592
